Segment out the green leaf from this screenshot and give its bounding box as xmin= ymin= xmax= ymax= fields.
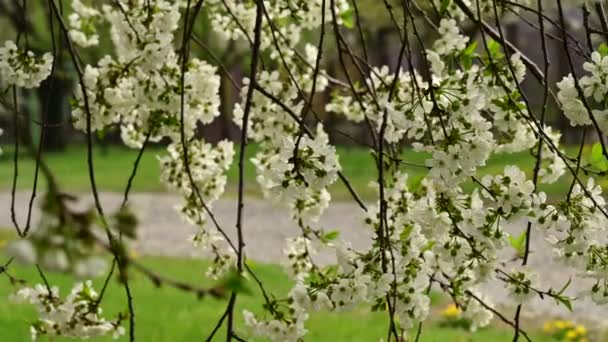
xmin=220 ymin=269 xmax=252 ymax=296
xmin=440 ymin=0 xmax=452 ymax=14
xmin=591 ymin=143 xmax=604 ymax=163
xmin=508 ymin=231 xmax=527 ymax=257
xmin=461 ymin=42 xmax=476 ymax=69
xmin=462 ymin=41 xmax=478 ymax=56
xmin=462 ymin=55 xmax=472 ymax=70
xmin=322 ymin=264 xmax=339 ymax=278
xmin=599 ymin=43 xmax=608 ymax=57
xmin=340 ymin=8 xmax=355 ymax=29
xmin=554 ymin=295 xmax=573 ymax=312
xmin=422 ymin=241 xmax=436 ymax=253
xmin=321 ymin=230 xmax=340 ymax=242
xmin=486 ymin=39 xmax=504 ymax=59
xmin=557 ymin=277 xmax=572 ymax=295
xmin=590 ymin=143 xmax=608 ymax=171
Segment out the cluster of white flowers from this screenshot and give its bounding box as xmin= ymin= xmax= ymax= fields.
xmin=11 ymin=281 xmax=125 ymax=340
xmin=461 ymin=289 xmax=494 ymax=332
xmin=160 ymin=140 xmax=234 ymax=201
xmin=557 ymin=51 xmax=608 ymax=134
xmin=65 ymin=0 xmax=236 ymax=280
xmin=254 ymin=124 xmax=340 ymax=202
xmin=159 ymin=139 xmax=236 ymax=278
xmin=282 ymin=236 xmax=315 ymax=280
xmin=537 ymin=127 xmax=567 ymax=184
xmin=0 ymin=41 xmax=53 ymax=89
xmin=207 ymin=0 xmax=349 ymax=49
xmin=433 ymin=0 xmax=532 ymax=22
xmin=481 ymin=166 xmax=535 ymax=216
xmin=68 ymin=0 xmax=218 ymax=143
xmin=68 ymin=0 xmax=101 ymax=47
xmin=536 ymin=178 xmax=608 ymax=304
xmin=243 ymin=309 xmax=308 ymax=342
xmin=504 ymin=268 xmax=541 ymax=304
xmin=433 ymin=19 xmax=469 ymax=55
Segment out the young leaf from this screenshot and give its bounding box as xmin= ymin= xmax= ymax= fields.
xmin=554 ymin=295 xmax=573 ymax=312
xmin=340 ymin=8 xmax=355 ymax=29
xmin=440 ymin=0 xmax=452 ymax=14
xmin=486 ymin=39 xmax=504 ymax=59
xmin=509 ymin=231 xmax=527 ymax=258
xmin=599 ymin=43 xmax=608 ymax=57
xmin=590 ymin=143 xmax=608 ymax=171
xmin=220 ymin=269 xmax=253 ymax=296
xmin=321 ymin=230 xmax=340 ymax=242
xmin=591 ymin=143 xmax=604 ymax=163
xmin=462 ymin=41 xmax=478 ymax=57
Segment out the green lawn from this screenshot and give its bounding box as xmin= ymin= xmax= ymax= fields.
xmin=0 ymin=143 xmax=590 ymax=201
xmin=0 ymin=252 xmax=555 ymax=342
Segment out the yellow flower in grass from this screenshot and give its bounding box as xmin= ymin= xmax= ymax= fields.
xmin=555 ymin=320 xmax=574 ymax=330
xmin=543 ymin=321 xmax=555 ymax=333
xmin=441 ymin=304 xmax=461 ymax=319
xmin=129 ymin=249 xmax=140 ymax=259
xmin=575 ymin=325 xmax=587 ymax=336
xmin=565 ymin=329 xmax=578 ymax=340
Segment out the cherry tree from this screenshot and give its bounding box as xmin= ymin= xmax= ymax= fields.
xmin=2 ymin=0 xmax=608 ymax=341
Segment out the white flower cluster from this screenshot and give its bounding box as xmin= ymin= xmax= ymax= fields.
xmin=557 ymin=51 xmax=608 ymax=134
xmin=462 ymin=289 xmax=494 ymax=332
xmin=254 ymin=124 xmax=340 ymax=202
xmin=68 ymin=0 xmax=101 ymax=47
xmin=537 ymin=178 xmax=608 ymax=304
xmin=282 ymin=236 xmax=315 ymax=280
xmin=536 ymin=127 xmax=566 ymax=184
xmin=159 ymin=139 xmax=236 ymax=279
xmin=159 ymin=140 xmax=234 ymax=201
xmin=11 ymin=281 xmax=125 ymax=340
xmin=433 ymin=0 xmax=532 ymax=22
xmin=67 ymin=0 xmax=235 ymax=280
xmin=207 ymin=0 xmax=349 ymax=48
xmin=320 ymin=16 xmax=580 ymax=336
xmin=243 ymin=308 xmax=308 ymax=342
xmin=504 ymin=268 xmax=541 ymax=304
xmin=0 ymin=41 xmax=53 ymax=89
xmin=433 ymin=19 xmax=469 ymax=55
xmin=71 ymin=1 xmax=221 ymax=146
xmin=328 ymin=22 xmax=551 ymax=193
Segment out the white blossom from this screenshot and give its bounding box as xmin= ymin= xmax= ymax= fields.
xmin=0 ymin=41 xmax=53 ymax=88
xmin=11 ymin=281 xmax=124 ymax=340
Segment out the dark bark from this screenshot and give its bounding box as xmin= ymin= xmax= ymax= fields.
xmin=37 ymin=74 xmax=72 ymax=151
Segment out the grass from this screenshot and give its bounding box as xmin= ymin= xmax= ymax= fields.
xmin=0 ymin=252 xmax=556 ymax=342
xmin=0 ymin=143 xmax=592 ymax=201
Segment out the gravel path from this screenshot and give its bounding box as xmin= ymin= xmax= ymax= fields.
xmin=1 ymin=191 xmax=606 ymax=324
